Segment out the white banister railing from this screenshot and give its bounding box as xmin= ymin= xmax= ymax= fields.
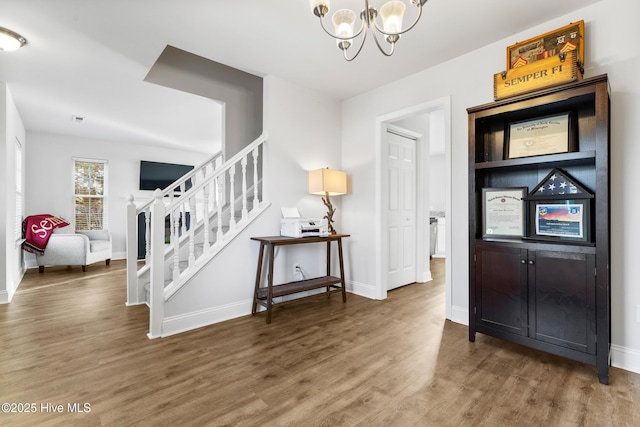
xmin=125 ymin=133 xmax=269 ymax=338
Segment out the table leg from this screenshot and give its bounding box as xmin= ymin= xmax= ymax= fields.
xmin=338 ymin=238 xmax=347 ymax=303
xmin=326 ymin=240 xmax=332 ymax=296
xmin=266 ymin=243 xmax=275 ymax=324
xmin=252 ymin=242 xmax=265 ymax=315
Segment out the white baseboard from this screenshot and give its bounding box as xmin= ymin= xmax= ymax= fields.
xmin=161 ymin=299 xmax=253 ymax=337
xmin=0 ymin=290 xmax=11 ymax=304
xmin=420 ymin=270 xmax=433 ymax=283
xmin=347 ymin=280 xmax=379 ymax=300
xmin=611 ymin=344 xmax=640 ymax=375
xmin=449 ymin=304 xmax=469 ymax=326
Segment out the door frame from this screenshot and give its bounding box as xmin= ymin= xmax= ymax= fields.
xmin=374 ymin=97 xmax=453 ymax=319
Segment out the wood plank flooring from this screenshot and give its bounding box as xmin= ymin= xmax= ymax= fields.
xmin=1 ymin=259 xmax=638 ymax=426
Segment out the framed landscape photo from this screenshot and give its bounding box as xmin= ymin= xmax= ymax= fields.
xmin=482 ymin=187 xmax=526 ymax=239
xmin=505 ymin=113 xmax=575 ymax=159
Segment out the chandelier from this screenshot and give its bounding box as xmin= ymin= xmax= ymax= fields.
xmin=310 ymin=0 xmax=429 ymax=61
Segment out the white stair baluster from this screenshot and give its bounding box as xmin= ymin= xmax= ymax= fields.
xmin=172 ymin=210 xmax=180 ymax=284
xmin=144 ymin=209 xmax=151 ymax=262
xmin=216 ymin=176 xmax=223 ymax=243
xmin=229 ymin=164 xmax=236 ymax=231
xmin=241 ymin=155 xmax=248 ymax=221
xmin=188 ymin=195 xmax=196 ymax=267
xmin=180 ymin=183 xmax=187 ymax=236
xmin=252 ymin=147 xmax=260 ymax=211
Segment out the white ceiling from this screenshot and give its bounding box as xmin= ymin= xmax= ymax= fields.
xmin=0 ymin=0 xmax=600 ymax=152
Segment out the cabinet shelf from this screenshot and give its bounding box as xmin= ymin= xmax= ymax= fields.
xmin=475 ymin=238 xmax=597 ymax=254
xmin=474 ymin=150 xmax=596 ymax=170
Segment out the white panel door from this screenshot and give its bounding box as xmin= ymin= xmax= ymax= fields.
xmin=386 ymin=130 xmax=416 ymax=290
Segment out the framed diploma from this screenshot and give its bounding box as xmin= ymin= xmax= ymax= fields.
xmin=506 ymin=113 xmax=575 ymax=159
xmin=482 ymin=187 xmax=526 ymax=239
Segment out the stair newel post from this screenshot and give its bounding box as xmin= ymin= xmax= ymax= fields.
xmin=126 ymin=194 xmax=139 ymax=305
xmin=229 ymin=164 xmax=236 ymax=231
xmin=202 ymin=169 xmax=211 ymax=253
xmin=216 ymin=174 xmax=224 ymax=243
xmin=172 ymin=209 xmax=180 ymax=285
xmin=149 ymin=189 xmax=165 ymax=339
xmin=252 ymin=147 xmax=260 ymax=211
xmin=241 ymin=155 xmax=248 ymax=221
xmin=188 ymin=195 xmax=196 ymax=267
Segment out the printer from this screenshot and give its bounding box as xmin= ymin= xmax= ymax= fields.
xmin=280 ymin=207 xmax=328 ymax=238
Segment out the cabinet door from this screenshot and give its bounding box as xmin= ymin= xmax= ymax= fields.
xmin=528 ymin=250 xmax=596 ymax=354
xmin=475 ymin=245 xmax=528 ymax=336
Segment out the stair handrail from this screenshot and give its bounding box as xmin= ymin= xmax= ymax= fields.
xmin=135 ymin=151 xmax=225 ymax=215
xmin=164 ymin=132 xmax=267 ymax=213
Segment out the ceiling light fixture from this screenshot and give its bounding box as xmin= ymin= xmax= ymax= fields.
xmin=0 ymin=26 xmax=27 ymax=51
xmin=310 ymin=0 xmax=428 ymax=61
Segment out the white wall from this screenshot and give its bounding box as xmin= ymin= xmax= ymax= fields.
xmin=162 ymin=75 xmax=343 ymax=332
xmin=341 ymin=0 xmax=640 ymax=373
xmin=428 ymin=154 xmax=446 ymax=212
xmin=25 ymin=133 xmax=212 ymax=263
xmin=1 ymin=83 xmax=27 ymax=303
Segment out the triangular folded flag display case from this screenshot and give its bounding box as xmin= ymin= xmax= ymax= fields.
xmin=524 ymin=168 xmax=594 ymax=243
xmin=525 ymin=168 xmax=594 ymax=201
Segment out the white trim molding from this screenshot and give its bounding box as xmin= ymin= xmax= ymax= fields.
xmin=611 ymin=344 xmax=640 ymax=375
xmin=347 ymin=279 xmax=379 ymax=300
xmin=161 ymin=299 xmax=253 ymax=337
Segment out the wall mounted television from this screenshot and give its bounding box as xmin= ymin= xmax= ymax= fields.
xmin=139 ymin=160 xmax=194 ymax=191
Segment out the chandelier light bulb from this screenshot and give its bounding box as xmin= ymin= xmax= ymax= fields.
xmin=380 ymin=1 xmax=406 ymax=33
xmin=310 ymin=0 xmax=330 ymax=17
xmin=332 ymin=9 xmax=356 ymax=37
xmin=332 ymin=9 xmax=356 ymax=49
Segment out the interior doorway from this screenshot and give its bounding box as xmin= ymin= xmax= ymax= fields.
xmin=384 ymin=126 xmax=419 ymax=291
xmin=376 ymin=97 xmax=453 ymax=319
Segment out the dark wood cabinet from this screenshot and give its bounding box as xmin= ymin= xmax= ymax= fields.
xmin=468 ymin=75 xmax=610 ymax=384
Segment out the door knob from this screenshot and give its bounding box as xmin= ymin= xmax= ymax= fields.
xmin=528 ymin=260 xmax=535 ymax=265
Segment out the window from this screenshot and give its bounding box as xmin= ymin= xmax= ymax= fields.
xmin=15 ymin=138 xmax=23 ymax=242
xmin=73 ymin=158 xmax=108 ymax=230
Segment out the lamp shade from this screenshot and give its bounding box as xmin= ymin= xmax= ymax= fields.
xmin=308 ymin=168 xmax=347 ymax=196
xmin=380 ymin=1 xmax=406 ymax=33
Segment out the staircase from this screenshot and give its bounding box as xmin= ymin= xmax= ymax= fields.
xmin=125 ymin=133 xmax=270 ymax=338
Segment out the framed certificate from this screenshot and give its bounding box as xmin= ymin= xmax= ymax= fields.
xmin=528 ymin=199 xmax=591 ymax=243
xmin=482 ymin=188 xmax=526 ymax=239
xmin=506 ymin=113 xmax=575 ymax=159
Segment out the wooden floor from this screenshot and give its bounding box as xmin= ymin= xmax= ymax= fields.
xmin=1 ymin=259 xmax=639 ymax=426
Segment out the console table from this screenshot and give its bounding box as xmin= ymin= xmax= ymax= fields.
xmin=251 ymin=234 xmax=349 ymax=323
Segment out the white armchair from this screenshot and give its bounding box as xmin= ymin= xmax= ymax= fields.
xmin=36 ymin=230 xmax=112 ymax=273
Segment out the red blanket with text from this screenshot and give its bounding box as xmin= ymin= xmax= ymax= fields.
xmin=22 ymin=214 xmax=71 ymax=255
